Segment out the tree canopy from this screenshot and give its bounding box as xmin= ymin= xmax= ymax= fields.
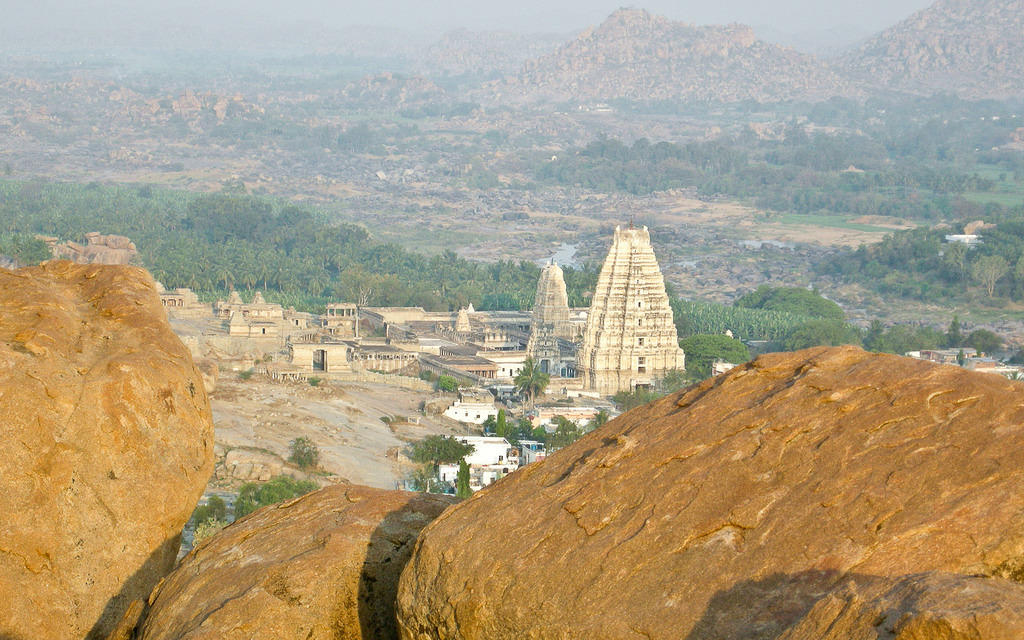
xmin=409 ymin=435 xmax=475 ymax=468
xmin=735 ymin=286 xmax=845 ymax=320
xmin=680 ymin=334 xmax=751 ymax=379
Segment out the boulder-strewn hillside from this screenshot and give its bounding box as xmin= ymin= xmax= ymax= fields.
xmin=397 ymin=346 xmax=1024 ymax=639
xmin=839 ymin=0 xmax=1024 ymax=98
xmin=492 ymin=8 xmax=855 ymax=104
xmin=0 ymin=261 xmax=215 ymax=640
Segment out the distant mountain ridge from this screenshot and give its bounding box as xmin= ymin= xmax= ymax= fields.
xmin=489 ymin=8 xmax=856 ymax=105
xmin=838 ymin=0 xmax=1024 ymax=98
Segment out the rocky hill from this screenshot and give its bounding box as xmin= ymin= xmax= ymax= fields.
xmin=491 ymin=8 xmax=855 ymax=105
xmin=839 ymin=0 xmax=1024 ymax=98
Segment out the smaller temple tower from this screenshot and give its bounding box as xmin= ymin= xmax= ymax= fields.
xmin=527 ymin=262 xmax=576 ymax=376
xmin=577 ymin=225 xmax=685 ymax=394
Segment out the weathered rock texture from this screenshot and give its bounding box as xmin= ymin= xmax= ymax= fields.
xmin=397 ymin=346 xmax=1024 ymax=639
xmin=840 ymin=0 xmax=1024 ymax=99
xmin=0 ymin=261 xmax=215 ymax=640
xmin=138 ymin=485 xmax=457 ymax=640
xmin=494 ymin=8 xmax=855 ymax=104
xmin=577 ymin=225 xmax=685 ymax=394
xmin=778 ymin=573 xmax=1024 ymax=640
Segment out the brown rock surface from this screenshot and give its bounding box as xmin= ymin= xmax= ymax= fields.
xmin=778 ymin=573 xmax=1024 ymax=640
xmin=0 ymin=261 xmax=215 ymax=640
xmin=138 ymin=485 xmax=457 ymax=640
xmin=397 ymin=346 xmax=1024 ymax=639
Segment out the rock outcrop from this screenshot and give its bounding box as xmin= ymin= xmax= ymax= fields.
xmin=44 ymin=232 xmax=140 ymax=265
xmin=839 ymin=0 xmax=1024 ymax=99
xmin=138 ymin=485 xmax=457 ymax=640
xmin=494 ymin=8 xmax=855 ymax=105
xmin=397 ymin=346 xmax=1024 ymax=639
xmin=778 ymin=573 xmax=1024 ymax=640
xmin=0 ymin=261 xmax=215 ymax=640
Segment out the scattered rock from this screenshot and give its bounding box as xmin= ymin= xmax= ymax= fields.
xmin=0 ymin=261 xmax=215 ymax=640
xmin=137 ymin=485 xmax=457 ymax=640
xmin=219 ymin=447 xmax=286 ymax=483
xmin=397 ymin=346 xmax=1024 ymax=639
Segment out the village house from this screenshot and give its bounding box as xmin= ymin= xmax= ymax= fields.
xmin=437 ymin=435 xmax=520 ymax=492
xmin=442 ymin=389 xmax=499 ymax=425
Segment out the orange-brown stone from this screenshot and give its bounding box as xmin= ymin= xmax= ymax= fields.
xmin=0 ymin=261 xmax=214 ymax=640
xmin=397 ymin=346 xmax=1024 ymax=639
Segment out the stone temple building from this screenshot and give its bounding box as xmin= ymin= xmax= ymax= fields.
xmin=577 ymin=225 xmax=685 ymax=394
xmin=526 ymin=262 xmax=577 ymax=377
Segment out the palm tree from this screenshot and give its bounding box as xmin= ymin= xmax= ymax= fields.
xmin=515 ymin=358 xmax=550 ymax=409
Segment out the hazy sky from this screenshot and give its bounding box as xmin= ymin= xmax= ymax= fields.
xmin=4 ymin=0 xmax=936 ymax=36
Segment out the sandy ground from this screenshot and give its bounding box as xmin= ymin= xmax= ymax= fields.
xmin=210 ymin=376 xmax=463 ymax=489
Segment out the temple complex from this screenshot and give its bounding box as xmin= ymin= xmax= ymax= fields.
xmin=576 ymin=225 xmax=685 ymax=394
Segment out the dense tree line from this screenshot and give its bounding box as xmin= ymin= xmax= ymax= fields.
xmin=535 ymin=94 xmax=1024 ymax=222
xmin=823 ymin=221 xmax=1024 ymax=302
xmin=0 ymin=180 xmax=595 ymax=312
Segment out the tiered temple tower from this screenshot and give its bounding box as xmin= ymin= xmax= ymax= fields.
xmin=526 ymin=262 xmax=574 ymax=374
xmin=577 ymin=225 xmax=685 ymax=394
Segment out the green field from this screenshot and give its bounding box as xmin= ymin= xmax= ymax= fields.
xmin=776 ymin=214 xmax=898 ymax=233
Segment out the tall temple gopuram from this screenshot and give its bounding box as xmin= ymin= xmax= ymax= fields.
xmin=577 ymin=225 xmax=685 ymax=394
xmin=526 ymin=262 xmax=575 ymax=376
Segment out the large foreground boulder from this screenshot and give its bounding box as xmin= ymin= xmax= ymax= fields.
xmin=138 ymin=485 xmax=457 ymax=640
xmin=0 ymin=262 xmax=215 ymax=640
xmin=397 ymin=346 xmax=1024 ymax=639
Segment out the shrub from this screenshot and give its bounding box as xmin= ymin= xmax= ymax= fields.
xmin=234 ymin=476 xmax=318 ymax=519
xmin=238 ymin=369 xmax=254 ymax=381
xmin=437 ymin=375 xmax=458 ymax=392
xmin=288 ymin=437 xmax=320 ymax=470
xmin=308 ymin=376 xmax=321 ymax=387
xmin=193 ymin=517 xmax=227 ymax=545
xmin=191 ymin=494 xmax=227 ymax=524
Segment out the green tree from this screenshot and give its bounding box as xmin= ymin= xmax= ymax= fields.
xmin=437 ymin=375 xmax=458 ymax=392
xmin=481 ymin=415 xmax=497 ymax=434
xmin=735 ymin=285 xmax=844 ymax=320
xmin=966 ymin=329 xmax=1002 ymax=355
xmin=191 ymin=495 xmax=227 ymax=525
xmin=514 ymin=358 xmax=550 ymax=408
xmin=783 ymin=319 xmax=862 ymax=351
xmin=612 ymin=387 xmax=663 ymax=411
xmin=409 ymin=436 xmax=475 ymax=470
xmin=234 ymin=476 xmax=318 ymax=519
xmin=547 ymin=416 xmax=582 ymax=450
xmin=658 ymin=369 xmax=689 ymax=393
xmin=680 ymin=334 xmax=751 ymax=379
xmin=288 ymin=437 xmax=320 ymax=470
xmin=585 ymin=410 xmax=610 ymax=432
xmin=495 ymin=409 xmax=508 ymax=437
xmin=972 ymin=255 xmax=1009 ymax=298
xmin=946 ymin=315 xmax=964 ymax=348
xmin=455 ymin=459 xmax=472 ymax=499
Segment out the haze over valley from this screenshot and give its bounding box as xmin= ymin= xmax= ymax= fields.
xmin=3 ymin=2 xmax=1024 ymax=639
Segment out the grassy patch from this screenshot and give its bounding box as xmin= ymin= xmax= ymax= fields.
xmin=775 ymin=214 xmax=896 ymax=233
